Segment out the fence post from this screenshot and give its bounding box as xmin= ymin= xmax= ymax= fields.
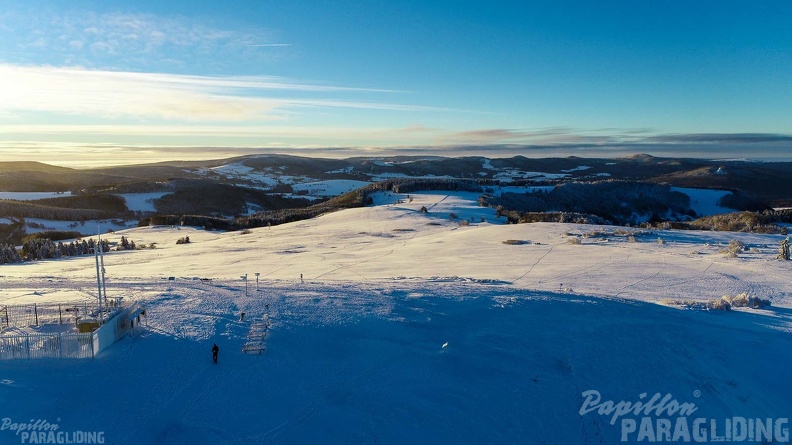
xmin=90 ymin=332 xmax=95 ymax=358
xmin=59 ymin=304 xmax=63 ymax=324
xmin=25 ymin=336 xmax=30 ymax=359
xmin=34 ymin=303 xmax=38 ymax=326
xmin=58 ymin=335 xmax=62 ymax=359
xmin=3 ymin=306 xmax=8 ymax=328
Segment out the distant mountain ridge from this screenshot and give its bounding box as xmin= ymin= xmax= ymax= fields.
xmin=1 ymin=153 xmax=789 ymax=206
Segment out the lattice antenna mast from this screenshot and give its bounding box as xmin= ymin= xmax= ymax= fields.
xmin=94 ymin=234 xmax=104 ymax=323
xmin=96 ymin=228 xmax=106 ymax=323
xmin=99 ymin=233 xmax=108 ymax=307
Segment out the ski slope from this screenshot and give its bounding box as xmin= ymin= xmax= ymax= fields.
xmin=1 ymin=191 xmax=791 ymax=444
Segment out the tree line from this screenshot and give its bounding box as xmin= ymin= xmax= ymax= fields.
xmin=479 ymin=180 xmax=694 ymax=225
xmin=0 ymin=236 xmax=137 ymax=264
xmin=0 ymin=199 xmax=117 ymax=221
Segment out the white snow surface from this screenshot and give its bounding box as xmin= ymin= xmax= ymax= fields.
xmin=120 ymin=192 xmax=169 ymax=212
xmin=0 ymin=192 xmax=73 ymax=200
xmin=561 ymin=165 xmax=591 ymax=172
xmin=195 ymin=162 xmax=288 ymax=188
xmin=209 ymin=163 xmax=255 ymax=176
xmin=672 ymin=187 xmax=734 ymax=216
xmin=370 ymin=173 xmax=454 ymax=181
xmin=24 ymin=218 xmax=134 ymax=234
xmin=1 ymin=191 xmax=791 ymax=444
xmin=291 ymin=180 xmax=371 ymax=197
xmin=493 ymin=169 xmax=569 ymax=180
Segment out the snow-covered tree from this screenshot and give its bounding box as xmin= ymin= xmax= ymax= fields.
xmin=779 ymin=238 xmax=790 ymax=261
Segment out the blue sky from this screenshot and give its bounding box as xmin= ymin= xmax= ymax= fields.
xmin=0 ymin=0 xmax=790 ymax=166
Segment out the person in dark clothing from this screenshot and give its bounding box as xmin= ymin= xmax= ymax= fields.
xmin=212 ymin=344 xmax=219 ymax=364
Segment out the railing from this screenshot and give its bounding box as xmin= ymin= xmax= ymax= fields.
xmin=0 ymin=298 xmax=124 ymax=329
xmin=0 ymin=332 xmax=94 ymax=359
xmin=0 ymin=300 xmax=145 ymax=360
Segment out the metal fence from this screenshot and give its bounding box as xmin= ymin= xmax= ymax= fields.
xmin=0 ymin=332 xmax=94 ymax=359
xmin=0 ymin=298 xmax=143 ymax=360
xmin=0 ymin=298 xmax=124 ymax=329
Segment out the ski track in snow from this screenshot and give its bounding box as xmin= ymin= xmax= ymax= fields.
xmin=513 ymin=242 xmax=559 ymax=283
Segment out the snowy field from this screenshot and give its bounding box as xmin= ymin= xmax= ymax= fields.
xmin=120 ymin=192 xmax=169 ymax=213
xmin=198 ymin=162 xmax=310 ymax=188
xmin=0 ymin=192 xmax=73 ymax=200
xmin=2 ymin=191 xmax=792 ymax=444
xmin=0 ymin=192 xmax=162 ymax=212
xmin=23 ymin=218 xmax=133 ymax=234
xmin=291 ymin=180 xmax=372 ymax=197
xmin=671 ymin=187 xmax=734 ymax=216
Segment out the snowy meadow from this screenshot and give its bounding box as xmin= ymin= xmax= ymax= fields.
xmin=1 ymin=191 xmax=791 ymax=444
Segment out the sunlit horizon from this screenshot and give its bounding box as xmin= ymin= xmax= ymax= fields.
xmin=1 ymin=141 xmax=788 ymax=170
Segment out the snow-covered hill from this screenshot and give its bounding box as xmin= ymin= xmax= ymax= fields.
xmin=1 ymin=191 xmax=791 ymax=444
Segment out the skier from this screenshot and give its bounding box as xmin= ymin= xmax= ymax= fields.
xmin=212 ymin=343 xmax=219 ymax=364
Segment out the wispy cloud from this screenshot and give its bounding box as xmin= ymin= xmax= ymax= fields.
xmin=435 ymin=127 xmax=792 ymax=151
xmin=0 ymin=124 xmax=453 ymax=150
xmin=0 ymin=64 xmax=437 ymax=123
xmin=643 ymin=133 xmax=792 ymax=144
xmin=246 ymin=43 xmax=292 ymax=47
xmin=0 ymin=65 xmax=274 ymax=122
xmin=0 ymin=10 xmax=286 ymax=71
xmin=403 ymin=128 xmax=792 ymax=160
xmin=439 ymin=127 xmax=643 ymax=146
xmin=444 ymin=128 xmax=574 ymax=143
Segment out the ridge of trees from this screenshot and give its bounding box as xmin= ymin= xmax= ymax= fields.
xmin=0 ymin=197 xmax=122 ymax=221
xmin=478 ymin=180 xmax=694 ymax=226
xmin=0 ymin=235 xmax=138 ymax=264
xmin=0 ymin=237 xmax=111 ymax=263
